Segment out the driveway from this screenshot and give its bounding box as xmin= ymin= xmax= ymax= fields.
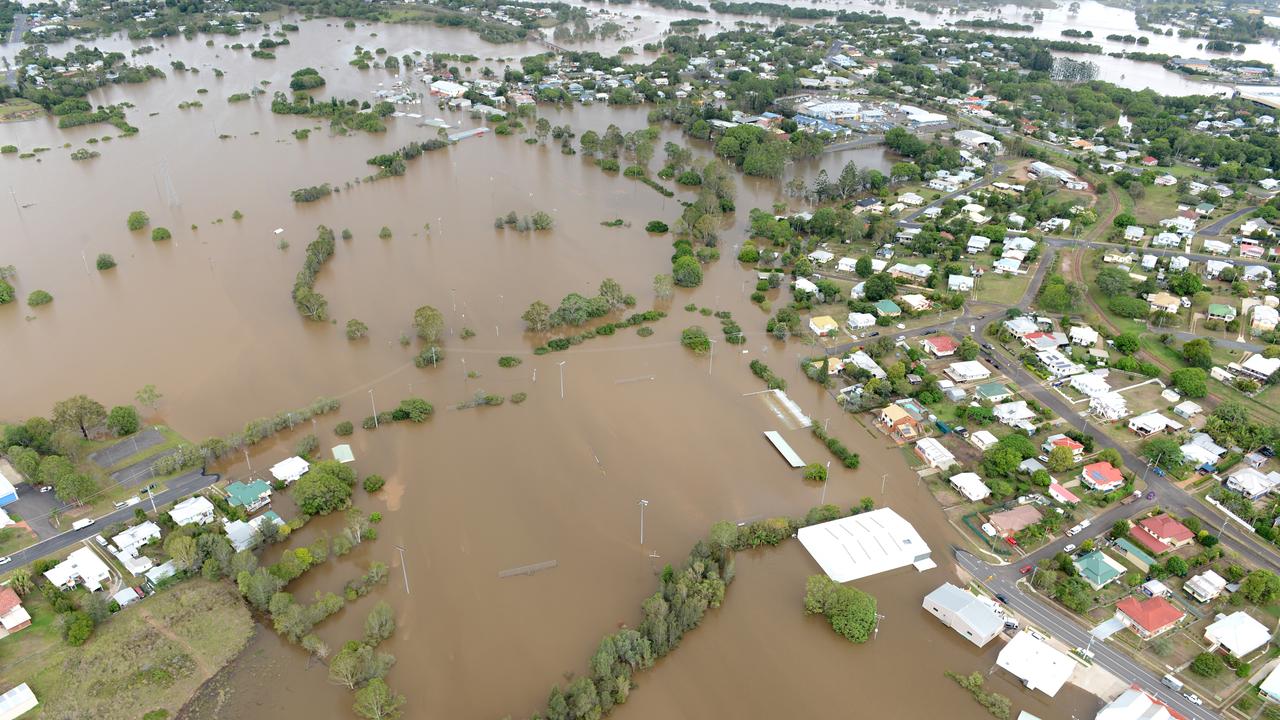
xmin=7 ymin=484 xmax=64 ymax=539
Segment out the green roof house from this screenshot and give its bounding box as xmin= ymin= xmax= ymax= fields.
xmin=225 ymin=479 xmax=272 ymax=512
xmin=1074 ymin=550 xmax=1124 ymax=589
xmin=873 ymin=299 xmax=902 ymax=317
xmin=975 ymin=382 xmax=1012 ymax=402
xmin=1207 ymin=303 xmax=1236 ymax=322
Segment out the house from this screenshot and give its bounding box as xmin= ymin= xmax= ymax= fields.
xmin=922 ymin=336 xmax=959 ymax=357
xmin=1242 ymin=218 xmax=1275 ymax=237
xmin=0 ymin=588 xmax=31 ymax=635
xmin=429 ymin=79 xmax=467 ymax=97
xmin=809 ymin=315 xmax=839 ymax=336
xmin=1123 ymin=225 xmax=1145 ymax=242
xmin=1089 ymin=392 xmax=1129 ymax=421
xmin=1240 ymin=354 xmax=1280 ymax=382
xmin=993 ymin=401 xmax=1037 ymax=432
xmin=1074 ymin=550 xmax=1124 ymax=589
xmin=269 ymin=456 xmax=310 ymax=485
xmin=1205 ymin=612 xmax=1271 ymax=657
xmin=1252 ymin=305 xmax=1279 ymax=334
xmin=873 ymin=299 xmax=902 ymax=317
xmin=1048 ymin=482 xmax=1080 ymax=505
xmin=224 ymin=511 xmax=287 ymax=552
xmin=988 ymin=505 xmax=1042 ymax=537
xmin=1173 ymin=401 xmax=1202 ymax=419
xmin=812 ymin=357 xmax=845 ymax=376
xmin=807 ymin=249 xmax=835 ymax=265
xmin=993 ymin=258 xmax=1024 ymax=275
xmin=1186 ymin=570 xmax=1229 ymax=603
xmin=1114 ymin=596 xmax=1184 ymax=638
xmin=1069 ymin=373 xmax=1111 ymax=398
xmin=112 ymin=521 xmax=161 ymax=557
xmin=1019 ymin=458 xmax=1048 ymax=475
xmin=996 ymin=631 xmax=1075 ymax=697
xmin=847 ymin=350 xmax=886 ymax=379
xmin=1147 ymin=292 xmax=1181 ymax=314
xmin=1126 ymin=412 xmax=1182 ymax=437
xmin=877 ymin=404 xmax=921 ymax=441
xmin=1207 ymin=303 xmax=1237 ymax=322
xmin=1081 ymin=461 xmax=1124 ymax=492
xmin=1262 ymin=664 xmax=1280 ymax=703
xmin=1096 ymin=686 xmax=1179 ymax=720
xmin=923 ymin=582 xmax=1004 ymax=647
xmin=1041 ymin=434 xmax=1084 ymax=461
xmin=1133 ymin=514 xmax=1194 ymax=555
xmin=949 ymin=472 xmax=990 ymax=502
xmin=900 ymin=293 xmax=932 ymax=312
xmin=914 ymin=437 xmax=957 ymax=469
xmin=967 ymin=236 xmax=991 ymax=254
xmin=948 ymin=274 xmax=975 ymax=292
xmin=944 ymin=360 xmax=991 ymax=383
xmin=1151 ymin=231 xmax=1182 ymax=248
xmin=836 ymin=257 xmax=858 ymax=273
xmin=889 ymin=262 xmax=932 ymax=282
xmin=0 ymin=470 xmax=16 ymax=509
xmin=1036 ymin=349 xmax=1084 ymax=378
xmin=1003 ymin=316 xmax=1038 ymax=337
xmin=975 ymin=382 xmax=1012 ymax=402
xmin=1202 ymin=239 xmax=1231 ymax=255
xmin=955 ymin=129 xmax=1003 ymax=154
xmin=0 ymin=684 xmax=37 ymax=719
xmin=794 ymin=277 xmax=820 ymax=296
xmin=225 ymin=479 xmax=273 ymax=513
xmin=1068 ymin=325 xmax=1098 ymax=347
xmin=971 ymin=430 xmax=999 ymax=451
xmin=847 ymin=312 xmax=876 ymax=330
xmin=1226 ymin=467 xmax=1280 ymax=499
xmin=169 ymin=495 xmax=216 ymax=526
xmin=1182 ymin=432 xmax=1227 ymax=468
xmin=44 ymin=547 xmax=112 ymax=592
xmin=900 ymin=192 xmax=924 ymax=206
xmin=112 ymin=586 xmax=142 ymax=608
xmin=1142 ymin=579 xmax=1172 ymax=599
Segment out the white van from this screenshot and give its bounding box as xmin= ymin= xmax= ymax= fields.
xmin=71 ymin=518 xmax=96 ymax=531
xmin=1161 ymin=674 xmax=1183 ymax=692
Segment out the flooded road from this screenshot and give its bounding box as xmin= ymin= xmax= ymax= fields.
xmin=3 ymin=15 xmax=1103 ymax=720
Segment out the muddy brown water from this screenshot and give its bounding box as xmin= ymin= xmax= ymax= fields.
xmin=1 ymin=17 xmax=1100 ymax=720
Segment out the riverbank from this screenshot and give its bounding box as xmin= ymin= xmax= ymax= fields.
xmin=0 ymin=579 xmax=252 ymax=720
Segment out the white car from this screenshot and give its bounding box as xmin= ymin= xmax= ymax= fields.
xmin=0 ymin=557 xmax=11 ymax=566
xmin=1063 ymin=543 xmax=1077 ymax=554
xmin=38 ymin=485 xmax=52 ymax=493
xmin=896 ymin=323 xmax=906 ymax=329
xmin=1183 ymin=693 xmax=1202 ymax=706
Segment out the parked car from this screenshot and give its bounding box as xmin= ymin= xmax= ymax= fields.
xmin=954 ymin=426 xmax=969 ymax=438
xmin=38 ymin=485 xmax=52 ymax=493
xmin=1183 ymin=693 xmax=1202 ymax=706
xmin=1145 ymin=491 xmax=1156 ymax=500
xmin=1019 ymin=565 xmax=1033 ymax=575
xmin=1037 ymin=455 xmax=1050 ymax=463
xmin=995 ymin=594 xmax=1009 ymax=604
xmin=1005 ymin=536 xmax=1018 ymax=546
xmin=1063 ymin=543 xmax=1077 ymax=554
xmin=1260 ymin=446 xmax=1276 ymax=458
xmin=868 ymin=331 xmax=880 ymax=337
xmin=0 ymin=557 xmax=12 ymax=566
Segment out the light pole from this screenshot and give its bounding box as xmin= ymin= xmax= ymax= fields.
xmin=820 ymin=460 xmax=832 ymax=505
xmin=559 ymin=361 xmax=566 ymax=399
xmin=243 ymin=448 xmax=251 ymax=472
xmin=881 ymin=472 xmax=888 ymax=494
xmin=369 ymin=389 xmax=378 ymax=428
xmin=638 ymin=499 xmax=649 ymax=545
xmin=708 ymin=339 xmax=716 ymax=376
xmin=395 ymin=545 xmax=410 ymax=595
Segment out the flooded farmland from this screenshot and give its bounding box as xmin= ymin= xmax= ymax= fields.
xmin=0 ymin=13 xmax=1109 ymax=720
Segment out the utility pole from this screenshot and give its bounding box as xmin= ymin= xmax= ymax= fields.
xmin=559 ymin=361 xmax=566 ymax=399
xmin=369 ymin=389 xmax=378 ymax=428
xmin=243 ymin=448 xmax=251 ymax=471
xmin=638 ymin=499 xmax=649 ymax=545
xmin=881 ymin=472 xmax=888 ymax=494
xmin=708 ymin=339 xmax=716 ymax=376
xmin=395 ymin=545 xmax=410 ymax=594
xmin=820 ymin=460 xmax=832 ymax=505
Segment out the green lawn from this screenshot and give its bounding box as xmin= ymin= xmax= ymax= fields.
xmin=0 ymin=99 xmax=42 ymax=122
xmin=973 ymin=264 xmax=1035 ymax=307
xmin=1132 ymin=184 xmax=1183 ymax=226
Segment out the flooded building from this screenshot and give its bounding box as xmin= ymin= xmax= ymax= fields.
xmin=922 ymin=582 xmax=1003 ymax=647
xmin=797 ymin=508 xmax=935 ymax=582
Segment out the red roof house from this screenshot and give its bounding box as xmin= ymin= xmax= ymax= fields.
xmin=1048 ymin=482 xmax=1080 ymax=505
xmin=1141 ymin=156 xmax=1158 ymax=166
xmin=1081 ymin=461 xmax=1124 ymax=492
xmin=922 ymin=336 xmax=959 ymax=357
xmin=1115 ymin=596 xmax=1184 ymax=638
xmin=1132 ymin=514 xmax=1195 ymax=555
xmin=0 ymin=587 xmax=31 ymax=634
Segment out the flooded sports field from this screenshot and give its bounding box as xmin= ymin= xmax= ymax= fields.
xmin=2 ymin=13 xmax=1101 ymax=720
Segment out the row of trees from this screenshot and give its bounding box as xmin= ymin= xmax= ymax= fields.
xmin=520 ymin=279 xmax=634 ymax=331
xmin=292 ymin=225 xmax=336 ymax=321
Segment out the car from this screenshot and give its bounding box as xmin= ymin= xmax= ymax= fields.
xmin=95 ymin=536 xmax=109 ymax=547
xmin=1028 ymin=629 xmax=1046 ymax=642
xmin=981 ymin=343 xmax=993 ymax=350
xmin=38 ymin=485 xmax=52 ymax=493
xmin=1145 ymin=491 xmax=1156 ymax=500
xmin=1020 ymin=565 xmax=1033 ymax=575
xmin=1260 ymin=446 xmax=1276 ymax=458
xmin=990 ymin=360 xmax=1000 ymax=368
xmin=0 ymin=557 xmax=12 ymax=566
xmin=896 ymin=323 xmax=906 ymax=329
xmin=1079 ymin=519 xmax=1091 ymax=529
xmin=1183 ymin=693 xmax=1202 ymax=706
xmin=955 ymin=426 xmax=969 ymax=438
xmin=868 ymin=331 xmax=880 ymax=337
xmin=1037 ymin=455 xmax=1050 ymax=463
xmin=1005 ymin=536 xmax=1018 ymax=546
xmin=1063 ymin=543 xmax=1077 ymax=554
xmin=995 ymin=594 xmax=1009 ymax=604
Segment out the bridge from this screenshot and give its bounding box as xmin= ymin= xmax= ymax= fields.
xmin=531 ymin=31 xmax=567 ymax=54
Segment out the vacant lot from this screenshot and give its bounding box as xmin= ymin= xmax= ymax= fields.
xmin=0 ymin=580 xmax=253 ymax=720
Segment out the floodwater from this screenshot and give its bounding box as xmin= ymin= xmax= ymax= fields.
xmin=1 ymin=15 xmax=1106 ymax=720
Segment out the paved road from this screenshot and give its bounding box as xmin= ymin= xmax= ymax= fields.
xmin=88 ymin=429 xmax=166 ymax=469
xmin=1198 ymin=206 xmax=1256 ymax=237
xmin=823 ymin=134 xmax=885 ymax=153
xmin=1 ymin=468 xmax=217 ymax=567
xmin=956 ymin=551 xmax=1218 ymax=720
xmin=6 ymin=13 xmax=29 ymax=45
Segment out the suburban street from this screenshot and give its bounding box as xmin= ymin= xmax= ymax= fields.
xmin=957 ymin=551 xmax=1218 ymax=720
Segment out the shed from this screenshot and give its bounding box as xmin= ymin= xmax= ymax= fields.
xmin=797 ymin=508 xmax=934 ymax=582
xmin=996 ymin=632 xmax=1074 ymax=697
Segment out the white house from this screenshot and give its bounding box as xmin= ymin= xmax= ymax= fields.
xmin=1227 ymin=467 xmax=1280 ymax=499
xmin=847 ymin=312 xmax=876 ymax=330
xmin=944 ymin=360 xmax=991 ymax=383
xmin=269 ymin=456 xmax=310 ymax=485
xmin=971 ymin=430 xmax=999 ymax=451
xmin=996 ymin=631 xmax=1075 ymax=697
xmin=847 ymin=350 xmax=886 ymax=379
xmin=1089 ymin=392 xmax=1129 ymax=421
xmin=900 ymin=192 xmax=924 ymax=206
xmin=900 ymin=293 xmax=932 ymax=312
xmin=1151 ymin=231 xmax=1182 ymax=248
xmin=922 ymin=582 xmax=1003 ymax=647
xmin=1127 ymin=411 xmax=1182 ymax=437
xmin=1037 ymin=349 xmax=1084 ymax=378
xmin=1068 ymin=325 xmax=1098 ymax=346
xmin=169 ymin=496 xmax=216 ymax=526
xmin=836 ymin=257 xmax=858 ymax=273
xmin=1240 ymin=354 xmax=1280 ymax=382
xmin=915 ymin=437 xmax=957 ymax=469
xmin=1202 ymin=239 xmax=1231 ymax=255
xmin=1069 ymin=373 xmax=1111 ymax=398
xmin=807 ymin=249 xmax=836 ymax=265
xmin=112 ymin=521 xmax=161 ymax=557
xmin=967 ymin=236 xmax=991 ymax=254
xmin=794 ymin=277 xmax=819 ymax=296
xmin=948 ymin=274 xmax=974 ymax=292
xmin=224 ymin=511 xmax=287 ymax=552
xmin=1186 ymin=570 xmax=1228 ymax=603
xmin=44 ymin=547 xmax=112 ymax=592
xmin=949 ymin=472 xmax=990 ymax=502
xmin=1204 ymin=612 xmax=1271 ymax=657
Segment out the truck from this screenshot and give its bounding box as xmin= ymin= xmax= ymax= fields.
xmin=71 ymin=518 xmax=96 ymax=531
xmin=1121 ymin=490 xmax=1142 ymax=506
